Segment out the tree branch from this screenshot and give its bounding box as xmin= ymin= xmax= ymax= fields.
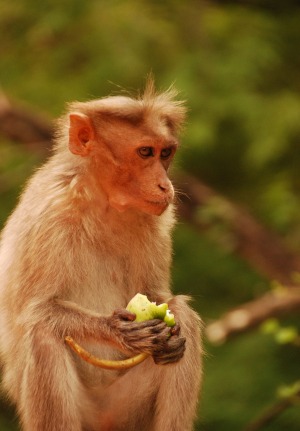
xmin=205 ymin=288 xmax=300 ymax=344
xmin=0 ymin=91 xmax=53 ymax=155
xmin=175 ymin=172 xmax=300 ymax=285
xmin=243 ymin=390 xmax=300 ymax=431
xmin=174 ymin=172 xmax=300 ymax=340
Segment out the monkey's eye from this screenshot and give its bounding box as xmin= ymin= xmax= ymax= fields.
xmin=160 ymin=148 xmax=172 ymax=159
xmin=138 ymin=147 xmax=154 ymax=158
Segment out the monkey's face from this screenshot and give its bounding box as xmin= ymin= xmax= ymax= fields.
xmin=98 ymin=138 xmax=177 ymax=216
xmin=68 ymin=113 xmax=178 ymax=216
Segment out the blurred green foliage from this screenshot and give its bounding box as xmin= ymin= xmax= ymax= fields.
xmin=1 ymin=0 xmax=300 ymax=429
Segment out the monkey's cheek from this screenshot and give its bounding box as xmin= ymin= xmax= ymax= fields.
xmin=108 ymin=194 xmax=132 ymax=213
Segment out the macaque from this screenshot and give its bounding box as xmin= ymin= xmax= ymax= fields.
xmin=0 ymin=80 xmax=202 ymax=431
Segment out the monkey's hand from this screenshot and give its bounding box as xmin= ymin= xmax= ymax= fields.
xmin=152 ymin=324 xmax=186 ymax=365
xmin=65 ymin=313 xmax=185 ymax=370
xmin=109 ymin=309 xmax=171 ymax=355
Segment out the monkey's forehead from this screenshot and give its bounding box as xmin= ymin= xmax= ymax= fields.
xmin=95 ymin=116 xmax=178 ymax=150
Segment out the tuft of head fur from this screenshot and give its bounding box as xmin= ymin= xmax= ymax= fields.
xmin=54 ymin=78 xmax=186 ymax=156
xmin=139 ymin=76 xmax=187 ymax=130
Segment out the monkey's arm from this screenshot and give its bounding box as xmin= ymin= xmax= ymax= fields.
xmin=28 ymin=298 xmax=171 ymax=356
xmin=64 ymin=295 xmax=186 ymax=368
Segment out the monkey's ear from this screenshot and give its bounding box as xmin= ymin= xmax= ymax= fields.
xmin=69 ymin=113 xmax=95 ymax=157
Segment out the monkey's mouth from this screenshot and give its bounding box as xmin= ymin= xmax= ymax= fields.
xmin=146 ymin=199 xmax=170 ymax=207
xmin=143 ymin=200 xmax=170 ymax=216
xmin=145 ymin=199 xmax=171 ymax=212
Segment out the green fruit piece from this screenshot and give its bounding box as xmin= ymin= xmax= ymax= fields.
xmin=164 ymin=309 xmax=176 ymax=327
xmin=126 ymin=294 xmax=155 ymax=322
xmin=126 ymin=293 xmax=176 ymax=327
xmin=153 ymin=303 xmax=168 ymax=319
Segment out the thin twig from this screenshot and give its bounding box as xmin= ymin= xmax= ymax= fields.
xmin=175 ymin=172 xmax=300 ymax=285
xmin=243 ymin=391 xmax=300 ymax=431
xmin=205 ymin=288 xmax=300 ymax=344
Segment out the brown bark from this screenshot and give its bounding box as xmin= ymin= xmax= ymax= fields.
xmin=205 ymin=288 xmax=300 ymax=344
xmin=243 ymin=390 xmax=300 ymax=431
xmin=175 ymin=172 xmax=300 ymax=285
xmin=0 ymin=92 xmax=53 ymax=155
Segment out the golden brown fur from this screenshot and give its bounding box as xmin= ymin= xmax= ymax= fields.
xmin=0 ymin=82 xmax=202 ymax=431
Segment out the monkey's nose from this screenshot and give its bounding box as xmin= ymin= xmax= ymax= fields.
xmin=158 ymin=177 xmax=172 ymax=193
xmin=158 ymin=184 xmax=168 ymax=192
xmin=158 ymin=181 xmax=174 ymax=201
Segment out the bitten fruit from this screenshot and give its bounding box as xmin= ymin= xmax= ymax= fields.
xmin=126 ymin=293 xmax=176 ymax=327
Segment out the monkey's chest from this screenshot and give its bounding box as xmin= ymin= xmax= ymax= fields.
xmin=70 ymin=250 xmax=155 ymax=315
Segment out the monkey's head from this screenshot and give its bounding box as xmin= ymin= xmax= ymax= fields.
xmin=67 ymin=83 xmax=186 ymax=216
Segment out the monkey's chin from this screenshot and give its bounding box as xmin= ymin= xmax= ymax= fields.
xmin=143 ymin=200 xmax=169 ymax=216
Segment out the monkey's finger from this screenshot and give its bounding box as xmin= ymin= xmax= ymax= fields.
xmin=127 ymin=319 xmax=166 ymax=331
xmin=151 ymin=326 xmax=173 ymax=343
xmin=126 ymin=328 xmax=174 ymax=355
xmin=125 ymin=322 xmax=170 ymax=343
xmin=166 ymin=336 xmax=186 ymax=353
xmin=152 ymin=338 xmax=186 ymax=365
xmin=153 ymin=351 xmax=185 ymax=365
xmin=169 ymin=335 xmax=186 ymax=347
xmin=153 ymin=336 xmax=186 ymax=355
xmin=170 ymin=323 xmax=181 ymax=336
xmin=113 ymin=308 xmax=136 ymax=321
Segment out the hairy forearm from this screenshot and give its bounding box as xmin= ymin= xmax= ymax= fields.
xmin=46 ymin=298 xmax=109 ymax=340
xmin=18 ymin=297 xmax=109 ymax=342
